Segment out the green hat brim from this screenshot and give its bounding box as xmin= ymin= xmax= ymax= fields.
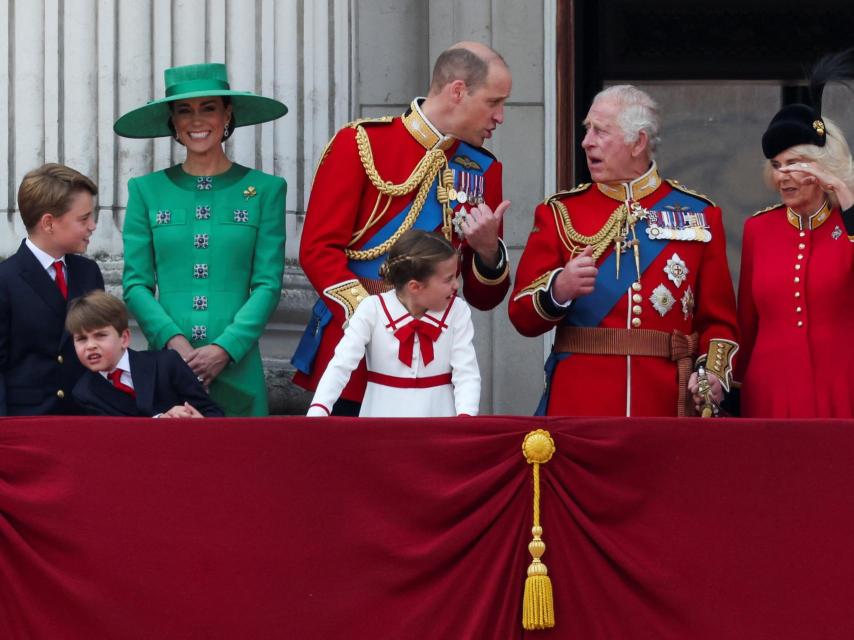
xmin=113 ymin=90 xmax=288 ymax=139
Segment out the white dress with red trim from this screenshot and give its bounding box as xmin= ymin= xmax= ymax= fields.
xmin=307 ymin=291 xmax=480 ymax=417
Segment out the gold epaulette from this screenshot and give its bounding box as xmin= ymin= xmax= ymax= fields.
xmin=346 ymin=115 xmax=394 ymax=129
xmin=543 ymin=183 xmax=591 ymax=205
xmin=752 ymin=203 xmax=782 ymax=217
xmin=665 ymin=179 xmax=716 ymax=207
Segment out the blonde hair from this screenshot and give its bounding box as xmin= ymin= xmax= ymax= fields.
xmin=17 ymin=163 xmax=98 ymax=229
xmin=762 ymin=117 xmax=854 ymax=206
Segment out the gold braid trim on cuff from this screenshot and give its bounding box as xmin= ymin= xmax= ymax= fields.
xmin=513 ymin=271 xmax=566 ymax=322
xmin=699 ymin=339 xmax=739 ymax=392
xmin=472 ymin=247 xmax=510 ymax=286
xmin=323 ymin=280 xmax=370 ymax=320
xmin=513 ymin=271 xmax=557 ymax=300
xmin=344 ymin=124 xmax=448 ymax=262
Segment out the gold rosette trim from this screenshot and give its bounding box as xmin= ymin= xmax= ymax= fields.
xmin=521 ymin=429 xmax=556 ymax=630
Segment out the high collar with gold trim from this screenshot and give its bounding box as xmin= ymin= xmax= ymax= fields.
xmin=402 ymin=98 xmax=456 ymax=152
xmin=597 ymin=162 xmax=662 ymax=202
xmin=787 ymin=200 xmax=832 ymax=231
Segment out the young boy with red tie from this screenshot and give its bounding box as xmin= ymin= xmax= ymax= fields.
xmin=67 ymin=291 xmax=223 ymax=417
xmin=0 ymin=164 xmax=104 ymax=415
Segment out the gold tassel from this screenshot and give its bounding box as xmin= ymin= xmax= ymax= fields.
xmin=522 ymin=429 xmax=556 ymax=630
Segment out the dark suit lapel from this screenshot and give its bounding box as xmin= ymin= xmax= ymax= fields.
xmin=81 ymin=373 xmax=140 ymax=416
xmin=128 ymin=349 xmax=156 ymax=415
xmin=17 ymin=241 xmax=67 ymax=316
xmin=60 ymin=255 xmax=95 ymax=350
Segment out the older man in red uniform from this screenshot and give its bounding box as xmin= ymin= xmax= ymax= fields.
xmin=509 ymin=85 xmax=739 ymax=417
xmin=294 ymin=42 xmax=512 ymax=414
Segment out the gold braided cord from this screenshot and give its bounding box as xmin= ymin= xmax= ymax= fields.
xmin=354 ymin=125 xmax=446 ymax=197
xmin=532 ymin=460 xmax=541 ymax=527
xmin=348 ymin=192 xmax=392 ymax=247
xmin=552 ymin=200 xmax=627 ymax=260
xmin=345 ymin=124 xmax=447 ymax=261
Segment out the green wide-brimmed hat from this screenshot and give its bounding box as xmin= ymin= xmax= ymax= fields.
xmin=113 ymin=63 xmax=287 ymax=139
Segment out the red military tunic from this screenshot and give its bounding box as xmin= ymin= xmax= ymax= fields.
xmin=736 ymin=202 xmax=854 ymax=417
xmin=509 ymin=164 xmax=739 ymax=417
xmin=294 ymin=99 xmax=510 ymax=402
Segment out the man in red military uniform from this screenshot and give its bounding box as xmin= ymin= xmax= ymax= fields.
xmin=294 ymin=42 xmax=512 ymax=414
xmin=509 ymin=85 xmax=739 ymax=417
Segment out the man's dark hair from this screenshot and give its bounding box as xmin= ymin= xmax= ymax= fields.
xmin=430 ymin=48 xmax=504 ymax=93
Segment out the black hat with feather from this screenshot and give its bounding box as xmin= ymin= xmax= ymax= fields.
xmin=762 ymin=49 xmax=854 ymax=159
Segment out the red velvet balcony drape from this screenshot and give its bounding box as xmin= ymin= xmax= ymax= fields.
xmin=2 ymin=416 xmax=854 ymax=639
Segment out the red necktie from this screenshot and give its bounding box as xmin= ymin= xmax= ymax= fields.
xmin=53 ymin=261 xmax=67 ymax=299
xmin=394 ymin=319 xmax=442 ymax=367
xmin=108 ymin=369 xmax=136 ymax=398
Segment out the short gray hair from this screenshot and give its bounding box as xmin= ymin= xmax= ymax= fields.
xmin=594 ymin=85 xmax=661 ymax=155
xmin=762 ymin=116 xmax=854 ymax=207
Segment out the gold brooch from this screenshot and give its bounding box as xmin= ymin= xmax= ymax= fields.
xmin=813 ymin=120 xmax=825 ymax=136
xmin=243 ymin=186 xmax=257 ymax=199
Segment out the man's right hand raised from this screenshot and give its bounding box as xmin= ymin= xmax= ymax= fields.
xmin=552 ymin=245 xmax=598 ymax=304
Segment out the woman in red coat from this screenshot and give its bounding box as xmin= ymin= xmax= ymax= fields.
xmin=736 ymin=52 xmax=854 ymax=417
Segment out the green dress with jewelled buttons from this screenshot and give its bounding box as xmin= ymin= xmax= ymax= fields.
xmin=122 ymin=163 xmax=286 ymax=416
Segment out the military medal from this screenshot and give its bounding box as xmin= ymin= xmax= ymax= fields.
xmin=447 ymin=169 xmax=458 ymax=201
xmin=457 ymin=172 xmax=468 ymax=203
xmin=832 ymin=225 xmax=843 ymax=240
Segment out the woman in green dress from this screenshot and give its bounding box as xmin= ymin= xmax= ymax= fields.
xmin=114 ymin=63 xmax=287 ymax=416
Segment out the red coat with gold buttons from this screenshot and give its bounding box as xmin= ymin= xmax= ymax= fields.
xmin=294 ymin=101 xmax=510 ymax=402
xmin=509 ymin=166 xmax=739 ymax=416
xmin=736 ymin=203 xmax=854 ymax=417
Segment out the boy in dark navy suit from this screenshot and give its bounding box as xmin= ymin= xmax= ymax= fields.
xmin=0 ymin=163 xmax=104 ymax=415
xmin=67 ymin=291 xmax=223 ymax=418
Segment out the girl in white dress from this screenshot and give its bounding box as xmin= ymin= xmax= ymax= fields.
xmin=306 ymin=230 xmax=481 ymax=417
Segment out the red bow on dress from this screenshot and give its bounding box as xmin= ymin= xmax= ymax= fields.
xmin=394 ymin=319 xmax=442 ymax=367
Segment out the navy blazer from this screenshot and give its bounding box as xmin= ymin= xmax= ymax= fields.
xmin=72 ymin=348 xmax=224 ymax=417
xmin=0 ymin=240 xmax=104 ymax=415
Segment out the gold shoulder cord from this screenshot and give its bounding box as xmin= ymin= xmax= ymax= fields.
xmin=344 ymin=124 xmax=447 ymax=261
xmin=551 ymin=199 xmax=628 ymax=260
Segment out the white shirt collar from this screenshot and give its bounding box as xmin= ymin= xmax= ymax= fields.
xmin=25 ymin=238 xmax=65 ymax=272
xmin=99 ymin=349 xmax=133 ymax=387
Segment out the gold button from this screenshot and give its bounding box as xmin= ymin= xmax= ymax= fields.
xmin=631 ymin=317 xmax=642 ymax=328
xmin=797 ymin=254 xmax=804 ymax=260
xmin=795 ymin=292 xmax=800 ymax=298
xmin=798 ymin=243 xmax=806 ymax=250
xmin=794 ymin=264 xmax=801 ymax=270
xmin=794 ymin=276 xmax=800 ymax=283
xmin=355 ymin=295 xmax=364 ymax=302
xmin=796 ymin=307 xmax=802 ymax=313
xmin=632 ymin=294 xmax=642 ymax=304
xmin=56 ymin=389 xmax=65 ymax=399
xmin=349 ymin=287 xmax=359 ymax=295
xmin=797 ymin=321 xmax=803 ymax=327
xmin=631 ymin=282 xmax=642 ymax=292
xmin=57 ymin=355 xmax=64 ymax=364
xmin=799 ymin=231 xmax=806 ymax=237
xmin=632 ymin=305 xmax=642 ymax=315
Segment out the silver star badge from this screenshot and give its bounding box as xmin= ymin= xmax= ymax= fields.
xmin=452 ymin=208 xmax=467 ymax=239
xmin=832 ymin=225 xmax=843 ymax=240
xmin=650 ymin=284 xmax=676 ymax=317
xmin=664 ymin=253 xmax=689 ymax=287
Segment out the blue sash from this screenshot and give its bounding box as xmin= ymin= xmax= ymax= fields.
xmin=566 ymin=189 xmax=706 ymax=327
xmin=347 ymin=142 xmax=495 ymax=280
xmin=535 ymin=188 xmax=708 ymax=414
xmin=294 ymin=142 xmax=495 ymax=374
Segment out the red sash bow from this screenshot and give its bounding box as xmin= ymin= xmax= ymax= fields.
xmin=394 ymin=319 xmax=441 ymax=367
